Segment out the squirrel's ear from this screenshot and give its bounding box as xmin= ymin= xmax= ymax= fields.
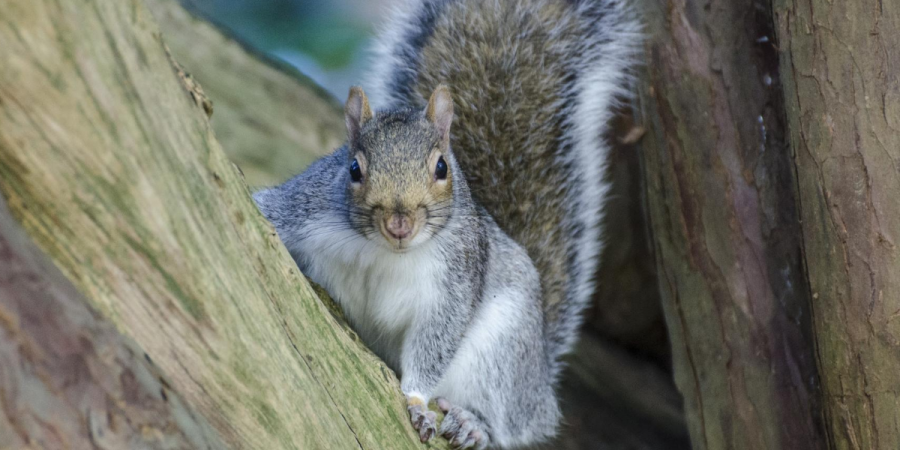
xmin=345 ymin=86 xmax=373 ymax=146
xmin=426 ymin=84 xmax=454 ymax=147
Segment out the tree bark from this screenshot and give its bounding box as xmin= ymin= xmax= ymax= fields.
xmin=0 ymin=0 xmax=442 ymax=448
xmin=635 ymin=0 xmax=827 ymax=448
xmin=0 ymin=195 xmax=225 ymax=450
xmin=775 ymin=0 xmax=900 ymax=447
xmin=640 ymin=0 xmax=900 ymax=447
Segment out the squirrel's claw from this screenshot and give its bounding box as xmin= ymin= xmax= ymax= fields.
xmin=437 ymin=399 xmax=489 ymax=450
xmin=407 ymin=402 xmax=437 ymax=443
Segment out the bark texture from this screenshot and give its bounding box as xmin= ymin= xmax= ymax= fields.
xmin=636 ymin=0 xmax=827 ymax=447
xmin=0 ymin=196 xmax=225 ymax=450
xmin=776 ymin=0 xmax=900 ymax=448
xmin=0 ymin=0 xmax=444 ymax=448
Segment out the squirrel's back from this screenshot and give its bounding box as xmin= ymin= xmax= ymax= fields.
xmin=369 ymin=0 xmax=639 ymax=370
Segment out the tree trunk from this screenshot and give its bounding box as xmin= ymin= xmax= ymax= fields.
xmin=0 ymin=196 xmax=226 ymax=449
xmin=635 ymin=0 xmax=826 ymax=448
xmin=0 ymin=0 xmax=442 ymax=448
xmin=638 ymin=0 xmax=900 ymax=447
xmin=776 ymin=0 xmax=900 ymax=447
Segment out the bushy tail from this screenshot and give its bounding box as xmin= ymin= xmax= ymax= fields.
xmin=368 ymin=0 xmax=641 ymax=378
xmin=539 ymin=0 xmax=642 ymax=373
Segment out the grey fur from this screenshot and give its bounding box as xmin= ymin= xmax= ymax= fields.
xmin=369 ymin=0 xmax=641 ymax=374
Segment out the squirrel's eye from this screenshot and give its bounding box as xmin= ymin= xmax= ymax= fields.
xmin=350 ymin=159 xmax=363 ymax=183
xmin=435 ymin=156 xmax=448 ymax=180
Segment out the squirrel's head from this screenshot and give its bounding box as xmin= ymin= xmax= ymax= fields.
xmin=343 ymin=85 xmax=456 ymax=252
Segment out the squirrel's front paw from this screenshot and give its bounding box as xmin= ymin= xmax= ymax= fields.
xmin=437 ymin=398 xmax=490 ymax=450
xmin=407 ymin=396 xmax=437 ymax=443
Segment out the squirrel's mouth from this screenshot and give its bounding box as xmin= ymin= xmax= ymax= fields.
xmin=380 ymin=235 xmax=420 ymax=253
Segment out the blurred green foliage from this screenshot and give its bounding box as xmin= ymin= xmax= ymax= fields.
xmin=187 ymin=0 xmax=372 ymax=70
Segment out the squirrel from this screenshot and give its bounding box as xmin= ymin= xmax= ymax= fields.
xmin=253 ymin=0 xmax=639 ymax=448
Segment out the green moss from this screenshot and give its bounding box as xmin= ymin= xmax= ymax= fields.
xmin=122 ymin=234 xmax=206 ymax=321
xmin=253 ymin=398 xmax=286 ymax=437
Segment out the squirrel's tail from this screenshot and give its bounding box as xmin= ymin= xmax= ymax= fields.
xmin=369 ymin=0 xmax=641 ymax=379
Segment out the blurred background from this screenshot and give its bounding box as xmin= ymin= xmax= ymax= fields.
xmin=185 ymin=0 xmax=389 ymax=98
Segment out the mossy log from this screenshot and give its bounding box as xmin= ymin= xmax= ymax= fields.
xmin=0 ymin=0 xmax=445 ymax=448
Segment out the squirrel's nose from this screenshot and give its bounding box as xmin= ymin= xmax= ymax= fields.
xmin=385 ymin=214 xmax=414 ymax=240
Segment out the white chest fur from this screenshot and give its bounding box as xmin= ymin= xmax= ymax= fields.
xmin=291 ymin=222 xmax=446 ymax=370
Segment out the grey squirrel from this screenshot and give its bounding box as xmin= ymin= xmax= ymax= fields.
xmin=253 ymin=0 xmax=639 ymax=448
